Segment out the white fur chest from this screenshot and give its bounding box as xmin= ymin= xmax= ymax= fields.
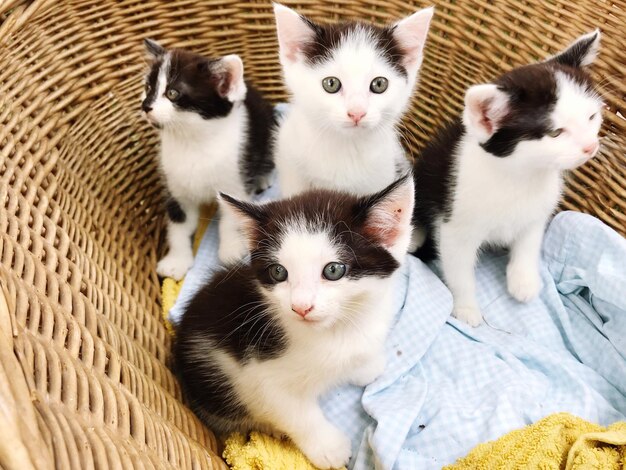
xmin=159 ymin=107 xmax=248 ymax=203
xmin=276 ymin=110 xmax=406 ymax=196
xmin=450 ymin=144 xmax=563 ymax=245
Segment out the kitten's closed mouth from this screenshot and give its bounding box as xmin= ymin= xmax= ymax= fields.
xmin=343 ymin=122 xmax=367 ymax=130
xmin=297 ymin=316 xmax=321 ymax=324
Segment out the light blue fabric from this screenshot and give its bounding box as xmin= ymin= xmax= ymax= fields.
xmin=170 ymin=204 xmax=626 ymax=470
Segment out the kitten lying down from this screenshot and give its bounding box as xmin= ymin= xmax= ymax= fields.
xmin=174 ymin=175 xmax=415 ymax=469
xmin=411 ymin=30 xmax=603 ymax=326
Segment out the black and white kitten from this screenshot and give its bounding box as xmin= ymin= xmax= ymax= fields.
xmin=174 ymin=175 xmax=415 ymax=469
xmin=141 ymin=40 xmax=276 ymax=279
xmin=273 ymin=3 xmax=433 ymax=197
xmin=411 ymin=31 xmax=603 ymax=326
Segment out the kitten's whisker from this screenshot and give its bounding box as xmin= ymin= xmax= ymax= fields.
xmin=215 ymin=306 xmax=273 ymax=346
xmin=214 ymin=259 xmax=250 ymax=286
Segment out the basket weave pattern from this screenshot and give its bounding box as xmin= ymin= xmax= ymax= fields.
xmin=0 ymin=0 xmax=623 ymax=468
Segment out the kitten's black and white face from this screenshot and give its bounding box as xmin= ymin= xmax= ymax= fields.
xmin=273 ymin=4 xmax=433 ymax=133
xmin=463 ymin=30 xmax=603 ymax=170
xmin=220 ymin=175 xmax=414 ymax=329
xmin=141 ymin=39 xmax=246 ymax=127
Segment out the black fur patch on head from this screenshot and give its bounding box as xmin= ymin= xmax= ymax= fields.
xmin=165 ymin=196 xmax=186 ymax=223
xmin=142 ymin=59 xmax=161 ymax=112
xmin=141 ymin=49 xmax=233 ymax=119
xmin=300 ymin=19 xmax=407 ymax=76
xmin=228 ymin=189 xmax=402 ymax=284
xmin=167 ymin=49 xmax=234 ymax=119
xmin=481 ymin=65 xmax=557 ymax=157
xmin=482 ymin=62 xmax=595 ymax=157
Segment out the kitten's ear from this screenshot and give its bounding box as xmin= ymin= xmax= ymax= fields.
xmin=218 ymin=193 xmax=264 ymax=247
xmin=548 ymin=30 xmax=600 ymax=68
xmin=213 ymin=55 xmax=247 ymax=102
xmin=273 ymin=3 xmax=316 ymax=64
xmin=392 ymin=7 xmax=434 ymax=73
xmin=144 ymin=39 xmax=165 ymax=59
xmin=463 ymin=84 xmax=510 ymax=141
xmin=360 ymin=173 xmax=415 ymax=255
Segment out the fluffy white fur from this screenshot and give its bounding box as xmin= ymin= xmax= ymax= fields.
xmin=145 ymin=52 xmax=250 ymax=279
xmin=273 ymin=4 xmax=433 ymax=196
xmin=437 ymin=36 xmax=603 ymax=326
xmin=217 ymin=177 xmax=414 ymax=468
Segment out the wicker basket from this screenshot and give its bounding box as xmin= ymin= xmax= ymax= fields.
xmin=0 ymin=0 xmax=623 ymax=468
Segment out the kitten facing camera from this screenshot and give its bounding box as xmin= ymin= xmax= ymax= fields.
xmin=411 ymin=31 xmax=604 ymax=326
xmin=174 ymin=175 xmax=415 ymax=469
xmin=272 ymin=3 xmax=433 ymax=197
xmin=141 ymin=40 xmax=276 ymax=279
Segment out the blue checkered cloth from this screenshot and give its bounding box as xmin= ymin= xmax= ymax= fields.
xmin=170 ymin=190 xmax=626 ymax=469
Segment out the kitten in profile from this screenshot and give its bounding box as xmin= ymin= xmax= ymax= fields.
xmin=411 ymin=31 xmax=603 ymax=326
xmin=174 ymin=175 xmax=415 ymax=469
xmin=272 ymin=3 xmax=433 ymax=197
xmin=141 ymin=40 xmax=276 ymax=279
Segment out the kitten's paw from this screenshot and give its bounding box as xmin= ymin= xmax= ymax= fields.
xmin=452 ymin=304 xmax=483 ymax=327
xmin=349 ymin=355 xmax=386 ymax=387
xmin=299 ymin=426 xmax=351 ymax=469
xmin=218 ymin=238 xmax=248 ymax=265
xmin=156 ymin=253 xmax=194 ymax=280
xmin=507 ymin=265 xmax=541 ymax=303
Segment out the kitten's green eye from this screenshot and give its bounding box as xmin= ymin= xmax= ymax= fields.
xmin=166 ymin=88 xmax=180 ymax=101
xmin=547 ymin=128 xmax=563 ymax=138
xmin=370 ymin=77 xmax=388 ymax=94
xmin=268 ymin=264 xmax=288 ymax=283
xmin=322 ymin=262 xmax=346 ymax=281
xmin=322 ymin=77 xmax=341 ymax=94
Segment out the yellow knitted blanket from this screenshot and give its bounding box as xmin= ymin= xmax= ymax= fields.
xmin=160 ymin=213 xmax=625 ymax=470
xmin=446 ymin=412 xmax=626 ymax=470
xmin=223 ymin=433 xmax=329 ymax=470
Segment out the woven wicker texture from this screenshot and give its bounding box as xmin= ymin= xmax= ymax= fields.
xmin=0 ymin=0 xmax=623 ymax=469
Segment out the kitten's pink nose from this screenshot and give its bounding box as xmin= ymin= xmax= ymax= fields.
xmin=347 ymin=109 xmax=366 ymax=125
xmin=291 ymin=304 xmax=313 ymax=318
xmin=582 ymin=141 xmax=599 ymax=156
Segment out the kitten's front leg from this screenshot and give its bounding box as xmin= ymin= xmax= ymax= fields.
xmin=507 ymin=222 xmax=544 ymax=302
xmin=157 ymin=200 xmax=199 ymax=280
xmin=439 ymin=224 xmax=483 ymax=326
xmin=259 ymin=392 xmax=351 ymax=469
